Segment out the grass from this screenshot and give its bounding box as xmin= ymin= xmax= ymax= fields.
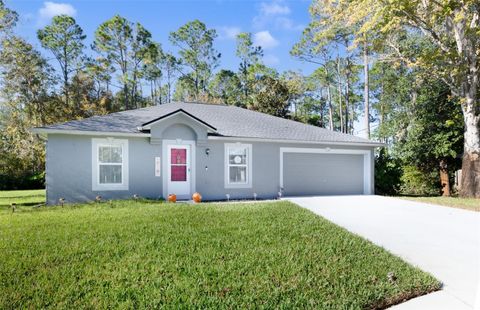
xmin=0 ymin=200 xmax=440 ymax=309
xmin=401 ymin=196 xmax=479 ymax=212
xmin=0 ymin=189 xmax=45 ymax=210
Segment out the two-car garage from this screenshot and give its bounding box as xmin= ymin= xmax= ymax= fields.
xmin=280 ymin=148 xmax=372 ymax=196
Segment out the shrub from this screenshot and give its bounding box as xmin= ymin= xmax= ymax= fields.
xmin=400 ymin=166 xmax=439 ymax=196
xmin=0 ymin=172 xmax=45 ymax=190
xmin=375 ymin=149 xmax=402 ymax=195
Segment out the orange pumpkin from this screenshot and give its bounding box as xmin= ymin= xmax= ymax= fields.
xmin=168 ymin=194 xmax=176 ymax=203
xmin=192 ymin=192 xmax=202 ymax=203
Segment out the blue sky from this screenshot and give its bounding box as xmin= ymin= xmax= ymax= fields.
xmin=7 ymin=0 xmax=315 ymax=75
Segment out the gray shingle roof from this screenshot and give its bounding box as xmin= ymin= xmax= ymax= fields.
xmin=35 ymin=102 xmax=381 ymax=145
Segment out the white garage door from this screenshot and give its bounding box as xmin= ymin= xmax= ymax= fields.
xmin=281 ymin=149 xmax=371 ymax=196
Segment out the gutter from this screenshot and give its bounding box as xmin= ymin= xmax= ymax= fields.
xmin=207 ymin=136 xmax=385 ymax=147
xmin=30 ymin=128 xmax=151 ymax=138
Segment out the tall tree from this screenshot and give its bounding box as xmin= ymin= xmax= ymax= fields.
xmin=363 ymin=38 xmax=370 ymax=138
xmin=282 ymin=71 xmax=306 ymax=118
xmin=0 ymin=0 xmax=17 ymax=37
xmin=295 ymin=2 xmax=374 ymax=137
xmin=326 ymin=0 xmax=479 ymax=196
xmin=209 ymin=69 xmax=242 ymax=105
xmin=291 ymin=22 xmax=344 ymax=131
xmin=236 ymin=32 xmax=263 ymax=103
xmin=0 ymin=36 xmax=58 ymax=186
xmin=143 ymin=43 xmax=163 ymax=105
xmin=37 ymin=15 xmax=86 ymax=111
xmin=93 ymin=15 xmax=155 ymax=110
xmin=310 ymin=64 xmax=335 ymax=130
xmin=85 ymin=57 xmax=114 ymax=102
xmin=250 ymin=74 xmax=290 ymax=117
xmin=169 ymin=20 xmax=220 ymax=100
xmin=160 ymin=52 xmax=179 ymax=103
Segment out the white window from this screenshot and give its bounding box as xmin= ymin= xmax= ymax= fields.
xmin=224 ymin=143 xmax=252 ymax=188
xmin=92 ymin=138 xmax=129 ymax=191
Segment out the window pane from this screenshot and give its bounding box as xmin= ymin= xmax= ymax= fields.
xmin=171 ymin=148 xmax=186 ymax=164
xmin=99 ymin=165 xmax=122 ymax=184
xmin=229 ymin=166 xmax=247 ymax=183
xmin=229 ymin=147 xmax=247 ymax=164
xmin=171 ymin=165 xmax=186 ymax=181
xmin=99 ymin=146 xmax=122 ymax=163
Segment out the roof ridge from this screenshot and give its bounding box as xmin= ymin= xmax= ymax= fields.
xmin=172 ymin=101 xmax=228 ymax=107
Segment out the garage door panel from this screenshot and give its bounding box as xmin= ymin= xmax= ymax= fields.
xmin=283 ymin=153 xmax=364 ymax=196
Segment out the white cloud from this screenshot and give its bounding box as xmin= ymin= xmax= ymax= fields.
xmin=38 ymin=2 xmax=76 ymax=25
xmin=218 ymin=26 xmax=241 ymax=40
xmin=253 ymin=0 xmax=303 ymax=31
xmin=275 ymin=17 xmax=304 ymax=31
xmin=263 ymin=54 xmax=280 ymax=66
xmin=260 ymin=1 xmax=290 ymax=16
xmin=253 ymin=31 xmax=279 ymax=49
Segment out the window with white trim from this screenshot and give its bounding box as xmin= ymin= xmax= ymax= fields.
xmin=225 ymin=143 xmax=252 ymax=188
xmin=92 ymin=138 xmax=129 ymax=191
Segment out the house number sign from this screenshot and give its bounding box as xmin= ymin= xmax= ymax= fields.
xmin=155 ymin=157 xmax=161 ymax=177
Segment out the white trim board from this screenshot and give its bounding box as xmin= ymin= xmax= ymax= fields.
xmin=209 ymin=136 xmax=384 ymax=147
xmin=279 ymin=147 xmax=372 ymax=195
xmin=32 ymin=128 xmax=150 ymax=138
xmin=162 ymin=139 xmax=196 ymax=199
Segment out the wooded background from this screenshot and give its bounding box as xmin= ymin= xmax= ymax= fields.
xmin=0 ymin=0 xmax=478 ymax=197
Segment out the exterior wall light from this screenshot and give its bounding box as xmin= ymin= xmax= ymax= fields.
xmin=205 ymin=148 xmax=210 ymax=156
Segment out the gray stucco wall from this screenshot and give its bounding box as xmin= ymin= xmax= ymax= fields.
xmin=46 ymin=124 xmax=375 ymax=205
xmin=47 ymin=134 xmax=162 ymax=205
xmin=150 ymin=113 xmax=209 ymax=145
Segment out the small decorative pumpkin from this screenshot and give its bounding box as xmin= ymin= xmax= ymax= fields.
xmin=192 ymin=192 xmax=202 ymax=203
xmin=168 ymin=194 xmax=176 ymax=203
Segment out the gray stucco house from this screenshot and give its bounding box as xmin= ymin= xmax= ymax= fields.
xmin=33 ymin=102 xmax=383 ymax=205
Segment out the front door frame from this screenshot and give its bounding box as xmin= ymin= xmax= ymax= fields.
xmin=162 ymin=139 xmax=196 ymax=200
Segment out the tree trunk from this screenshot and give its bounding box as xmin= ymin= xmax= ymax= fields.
xmin=150 ymin=80 xmax=154 ymax=105
xmin=336 ymin=57 xmax=344 ymax=133
xmin=345 ymin=73 xmax=350 ymax=134
xmin=63 ymin=45 xmax=69 ymax=111
xmin=338 ymin=83 xmax=343 ymax=133
xmin=319 ymin=88 xmax=325 ymax=128
xmin=439 ymin=159 xmax=450 ymax=196
xmin=327 ymin=85 xmax=334 ymax=130
xmin=363 ymin=39 xmax=370 ymax=139
xmin=460 ymin=96 xmax=480 ymax=198
xmin=158 ymin=79 xmax=162 ymax=105
xmin=123 ymin=83 xmax=129 ymax=110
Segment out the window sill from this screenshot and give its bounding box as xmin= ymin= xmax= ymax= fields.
xmin=92 ymin=184 xmax=129 ymax=191
xmin=224 ymin=183 xmax=252 ymax=189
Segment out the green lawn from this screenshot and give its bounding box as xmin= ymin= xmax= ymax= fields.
xmin=0 ymin=189 xmax=45 ymax=210
xmin=401 ymin=196 xmax=479 ymax=212
xmin=0 ymin=200 xmax=440 ymax=309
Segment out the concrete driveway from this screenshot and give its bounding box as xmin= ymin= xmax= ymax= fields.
xmin=285 ymin=195 xmax=480 ymax=310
